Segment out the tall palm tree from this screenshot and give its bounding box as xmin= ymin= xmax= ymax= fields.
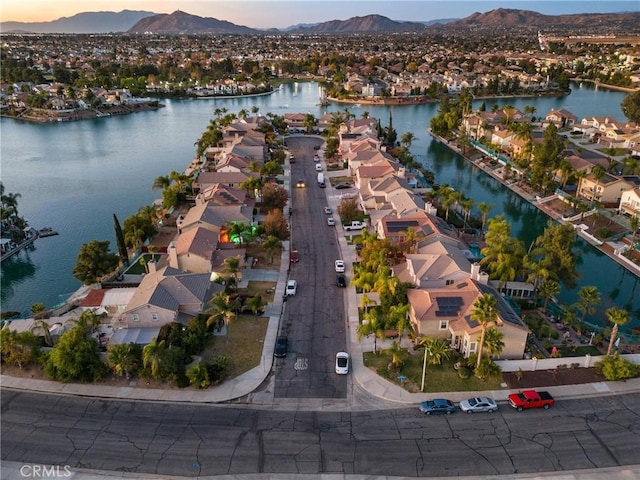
xmin=223 ymin=255 xmax=241 ymax=280
xmin=151 ymin=175 xmax=171 ymax=191
xmin=477 ymin=202 xmax=492 ymax=234
xmin=245 ymin=295 xmax=267 ymax=318
xmin=357 ymin=309 xmax=384 ymax=354
xmin=538 ymin=278 xmax=560 ymax=314
xmin=31 ymin=319 xmax=53 ymax=347
xmin=415 ymin=336 xmax=451 ymax=392
xmin=483 ymin=327 xmax=505 ymax=359
xmin=605 ymin=307 xmax=630 ymax=356
xmin=471 ymin=293 xmax=499 ymax=370
xmin=400 ymin=132 xmax=416 ymax=150
xmin=387 ymin=304 xmax=410 ymax=339
xmin=143 ymin=337 xmax=166 ymax=379
xmin=261 ymin=235 xmax=282 ymax=264
xmin=576 ymin=286 xmax=601 ymax=323
xmin=206 ymin=292 xmax=241 ymax=336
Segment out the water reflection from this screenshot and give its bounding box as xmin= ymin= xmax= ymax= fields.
xmin=0 ymin=248 xmax=38 ymax=308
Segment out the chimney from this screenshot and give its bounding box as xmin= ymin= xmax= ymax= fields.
xmin=168 ymin=241 xmax=178 ymax=269
xmin=470 ymin=262 xmax=481 ymax=281
xmin=398 ymin=166 xmax=406 ymax=179
xmin=147 ymin=258 xmax=157 ymax=274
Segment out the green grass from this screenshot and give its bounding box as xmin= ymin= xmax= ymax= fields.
xmin=125 ymin=254 xmax=164 ymax=274
xmin=363 ymin=348 xmax=503 ymax=393
xmin=557 ymin=345 xmax=601 ymax=357
xmin=201 ymin=314 xmax=268 ymax=379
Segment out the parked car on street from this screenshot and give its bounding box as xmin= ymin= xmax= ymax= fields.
xmin=315 ymin=164 xmax=323 ymax=172
xmin=274 ymin=336 xmax=288 ymax=357
xmin=327 ymin=217 xmax=335 ymax=226
xmin=459 ymin=397 xmax=498 ymax=413
xmin=335 ymin=352 xmax=350 ymax=374
xmin=336 ymin=274 xmax=347 ymax=287
xmin=285 ymin=279 xmax=297 ymax=296
xmin=419 ymin=399 xmax=456 ymax=415
xmin=324 ymin=206 xmax=332 ymax=214
xmin=334 ymin=260 xmax=345 ymax=273
xmin=508 ymin=390 xmax=555 ymax=411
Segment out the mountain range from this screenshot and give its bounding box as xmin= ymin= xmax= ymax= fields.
xmin=2 ymin=8 xmax=639 ymax=35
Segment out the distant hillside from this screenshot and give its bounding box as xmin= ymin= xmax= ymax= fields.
xmin=0 ymin=10 xmax=155 ymax=34
xmin=450 ymin=8 xmax=640 ymax=30
xmin=128 ymin=10 xmax=257 ymax=34
xmin=290 ymin=14 xmax=428 ymax=34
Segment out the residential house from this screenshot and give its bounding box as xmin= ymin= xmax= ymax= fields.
xmin=619 ymin=187 xmax=640 ymax=219
xmin=117 ymin=266 xmax=222 ymax=331
xmin=193 ymin=170 xmax=259 ymax=191
xmin=577 ymin=172 xmax=636 ymax=206
xmin=167 ymin=226 xmax=219 ymax=273
xmin=542 ymin=108 xmax=577 ymax=129
xmin=376 ymin=210 xmax=461 ymax=251
xmin=406 ymin=277 xmax=529 ymax=359
xmin=392 ymin=241 xmax=474 ymax=288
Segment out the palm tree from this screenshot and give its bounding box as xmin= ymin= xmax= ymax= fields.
xmin=223 ymin=255 xmax=241 ymax=280
xmin=245 ymin=295 xmax=267 ymax=318
xmin=261 ymin=235 xmax=282 ymax=264
xmin=387 ymin=303 xmax=410 ymax=339
xmin=483 ymin=327 xmax=505 ymax=359
xmin=538 ymin=278 xmax=560 ymax=314
xmin=238 ymin=108 xmax=249 ymax=120
xmin=142 ymin=337 xmax=166 ymax=379
xmin=400 ymin=132 xmax=416 ymax=150
xmin=151 ymin=175 xmax=171 ymax=191
xmin=357 ymin=309 xmax=385 ymax=354
xmin=206 ymin=292 xmax=241 ymax=336
xmin=31 ymin=319 xmax=53 ymax=347
xmin=109 ymin=343 xmax=140 ymax=378
xmin=415 ymin=336 xmax=451 ymax=391
xmin=70 ymin=309 xmax=104 ymax=336
xmin=576 ymin=286 xmax=601 ymax=323
xmin=477 ymin=202 xmax=492 ymax=234
xmin=436 ymin=184 xmax=455 ymax=222
xmin=471 ymin=293 xmax=499 ymax=370
xmin=605 ymin=307 xmax=630 ymax=356
xmin=590 ymin=165 xmax=606 ymax=204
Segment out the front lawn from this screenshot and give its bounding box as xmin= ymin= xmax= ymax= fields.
xmin=363 ymin=348 xmax=503 ymax=393
xmin=201 ymin=314 xmax=268 ymax=379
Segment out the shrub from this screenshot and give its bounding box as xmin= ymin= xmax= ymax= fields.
xmin=595 ymin=355 xmax=640 ymax=381
xmin=187 ymin=363 xmax=211 ymax=389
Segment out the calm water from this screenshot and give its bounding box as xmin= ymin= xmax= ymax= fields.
xmin=1 ymin=82 xmax=638 ymax=329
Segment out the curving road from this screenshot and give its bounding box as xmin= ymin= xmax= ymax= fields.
xmin=2 ymin=390 xmax=640 ymax=477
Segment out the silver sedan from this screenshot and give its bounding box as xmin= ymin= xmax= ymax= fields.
xmin=459 ymin=397 xmax=498 ymax=413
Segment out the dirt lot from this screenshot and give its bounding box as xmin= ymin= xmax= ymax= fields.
xmin=502 ymin=367 xmax=605 ymax=389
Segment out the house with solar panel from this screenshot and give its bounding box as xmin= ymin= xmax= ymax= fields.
xmin=406 ymin=267 xmax=529 ymax=359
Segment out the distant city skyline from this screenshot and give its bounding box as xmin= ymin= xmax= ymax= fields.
xmin=2 ymin=0 xmax=639 ymax=28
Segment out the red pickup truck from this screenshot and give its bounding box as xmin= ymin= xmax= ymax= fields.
xmin=508 ymin=390 xmax=555 ymax=411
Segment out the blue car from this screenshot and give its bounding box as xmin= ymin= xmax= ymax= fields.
xmin=419 ymin=398 xmax=456 ymax=415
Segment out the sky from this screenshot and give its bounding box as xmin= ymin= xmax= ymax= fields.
xmin=1 ymin=0 xmax=638 ymax=28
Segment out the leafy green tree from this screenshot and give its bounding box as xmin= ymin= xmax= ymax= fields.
xmin=0 ymin=329 xmax=41 ymax=368
xmin=605 ymin=307 xmax=630 ymax=356
xmin=530 ymin=124 xmax=565 ymax=192
xmin=621 ymin=90 xmax=640 ymax=123
xmin=31 ymin=319 xmax=53 ymax=347
xmin=337 ymin=197 xmax=361 ymax=223
xmin=73 ymin=240 xmax=119 ymax=285
xmin=108 ymin=343 xmax=142 ymax=378
xmin=596 ymin=354 xmax=639 ymax=381
xmin=45 ymin=327 xmax=106 ymax=382
xmin=480 ymin=216 xmax=525 ymax=287
xmin=471 ymin=293 xmax=499 ymax=370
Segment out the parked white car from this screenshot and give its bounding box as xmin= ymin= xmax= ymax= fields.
xmin=315 ymin=163 xmax=323 ymax=172
xmin=285 ymin=279 xmax=297 ymax=296
xmin=327 ymin=217 xmax=335 ymax=226
xmin=335 ymin=352 xmax=350 ymax=374
xmin=334 ymin=260 xmax=345 ymax=273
